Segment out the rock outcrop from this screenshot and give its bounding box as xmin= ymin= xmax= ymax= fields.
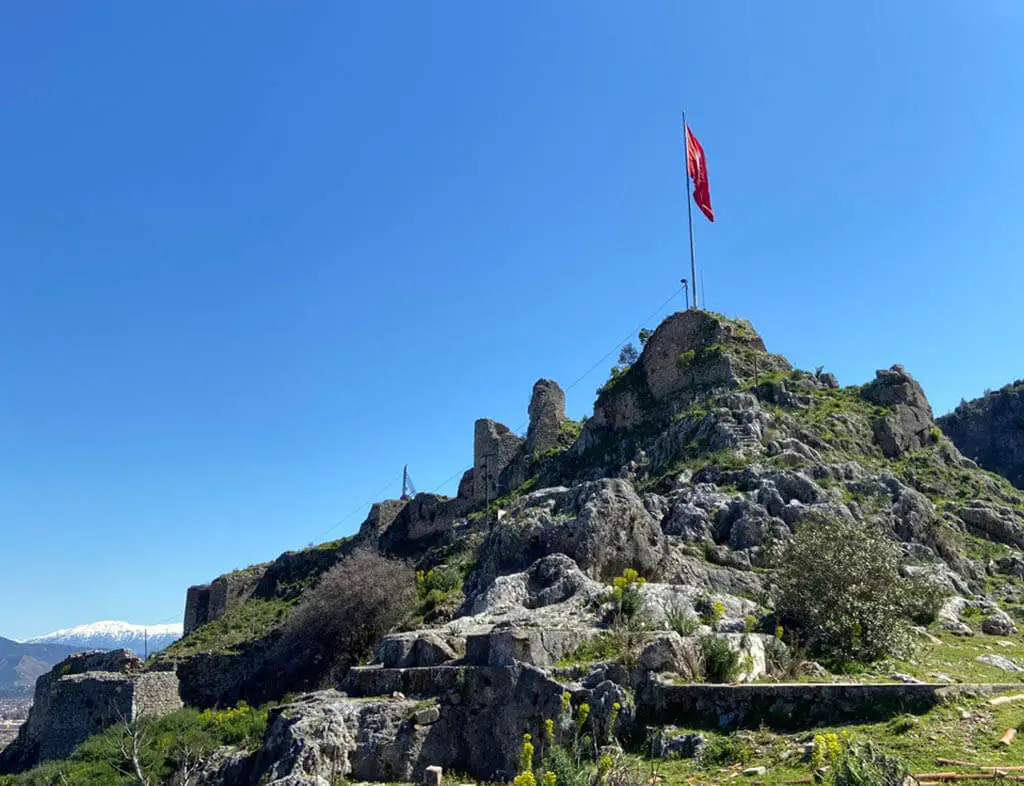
xmin=939 ymin=380 xmax=1024 ymax=490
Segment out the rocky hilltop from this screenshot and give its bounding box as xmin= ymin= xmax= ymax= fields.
xmin=939 ymin=379 xmax=1024 ymax=490
xmin=5 ymin=310 xmax=1024 ymax=785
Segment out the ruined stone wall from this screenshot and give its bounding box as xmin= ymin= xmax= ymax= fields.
xmin=356 ymin=499 xmax=408 ymax=546
xmin=473 ymin=419 xmax=522 ymax=503
xmin=184 ymin=568 xmax=266 ymax=634
xmin=524 ymin=379 xmax=566 ymax=457
xmin=0 ymin=650 xmax=183 ymax=774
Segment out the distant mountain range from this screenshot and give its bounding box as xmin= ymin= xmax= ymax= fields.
xmin=0 ymin=637 xmax=83 ymax=697
xmin=0 ymin=621 xmax=183 ymax=697
xmin=23 ymin=621 xmax=182 ymax=658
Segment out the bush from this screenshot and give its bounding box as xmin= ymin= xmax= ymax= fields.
xmin=695 ymin=595 xmax=725 ymax=627
xmin=699 ymin=736 xmax=752 ymax=766
xmin=698 ymin=636 xmax=741 ymax=683
xmin=665 ymin=601 xmax=699 ymax=636
xmin=280 ymin=549 xmax=416 ymax=681
xmin=831 ymin=742 xmax=908 ymax=786
xmin=774 ymin=517 xmax=926 ymax=662
xmin=603 ymin=569 xmax=647 ymax=628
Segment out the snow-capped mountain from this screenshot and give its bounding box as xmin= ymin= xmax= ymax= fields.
xmin=23 ymin=620 xmax=182 ymax=657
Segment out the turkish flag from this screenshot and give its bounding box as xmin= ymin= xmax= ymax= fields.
xmin=685 ymin=124 xmax=714 ymax=222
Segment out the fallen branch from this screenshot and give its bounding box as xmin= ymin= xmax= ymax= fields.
xmin=935 ymin=759 xmax=978 ymax=767
xmin=989 ymin=694 xmax=1024 ymax=706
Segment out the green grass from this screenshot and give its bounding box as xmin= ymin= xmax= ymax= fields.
xmin=634 ymin=694 xmax=1024 ymax=785
xmin=158 ymin=596 xmax=295 ymax=659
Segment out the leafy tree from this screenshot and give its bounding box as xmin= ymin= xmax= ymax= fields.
xmin=618 ymin=343 xmax=639 ymax=366
xmin=638 ymin=328 xmax=652 ymax=347
xmin=774 ymin=517 xmax=929 ymax=663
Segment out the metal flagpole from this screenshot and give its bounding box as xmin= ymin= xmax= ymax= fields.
xmin=682 ymin=111 xmax=698 ymax=310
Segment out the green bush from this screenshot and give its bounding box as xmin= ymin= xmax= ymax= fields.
xmin=774 ymin=517 xmax=927 ymax=662
xmin=0 ymin=704 xmax=269 ymax=786
xmin=665 ymin=601 xmax=699 ymax=636
xmin=698 ymin=636 xmax=741 ymax=683
xmin=699 ymin=736 xmax=752 ymax=766
xmin=831 ymin=741 xmax=908 ymax=786
xmin=416 ymin=565 xmax=462 ymax=595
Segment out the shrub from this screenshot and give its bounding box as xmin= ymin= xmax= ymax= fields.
xmin=603 ymin=569 xmax=647 ymax=628
xmin=774 ymin=517 xmax=926 ymax=662
xmin=695 ymin=595 xmax=725 ymax=627
xmin=698 ymin=636 xmax=741 ymax=683
xmin=665 ymin=601 xmax=699 ymax=637
xmin=699 ymin=736 xmax=752 ymax=766
xmin=280 ymin=549 xmax=416 ymax=681
xmin=831 ymin=741 xmax=908 ymax=786
xmin=416 ymin=565 xmax=462 ymax=595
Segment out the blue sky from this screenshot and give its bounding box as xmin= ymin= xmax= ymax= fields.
xmin=2 ymin=2 xmax=1022 ymax=641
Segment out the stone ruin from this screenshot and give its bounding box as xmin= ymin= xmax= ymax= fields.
xmin=0 ymin=650 xmax=182 ymax=772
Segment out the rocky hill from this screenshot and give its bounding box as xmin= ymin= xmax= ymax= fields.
xmin=5 ymin=309 xmax=1024 ymax=786
xmin=0 ymin=638 xmax=84 ymax=698
xmin=939 ymin=379 xmax=1024 ymax=490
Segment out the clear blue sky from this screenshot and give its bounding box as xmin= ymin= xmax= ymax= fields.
xmin=2 ymin=2 xmax=1022 ymax=641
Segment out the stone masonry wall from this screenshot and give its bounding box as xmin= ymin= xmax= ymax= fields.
xmin=473 ymin=419 xmax=523 ymax=503
xmin=184 ymin=569 xmax=264 ymax=635
xmin=0 ymin=650 xmax=183 ymax=774
xmin=524 ymin=379 xmax=566 ymax=457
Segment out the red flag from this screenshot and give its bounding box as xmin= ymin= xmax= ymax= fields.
xmin=685 ymin=124 xmax=714 ymax=222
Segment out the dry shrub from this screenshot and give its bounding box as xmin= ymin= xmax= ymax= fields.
xmin=280 ymin=549 xmax=416 ymax=682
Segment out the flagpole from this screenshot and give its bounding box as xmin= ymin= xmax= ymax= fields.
xmin=682 ymin=111 xmax=698 ymax=310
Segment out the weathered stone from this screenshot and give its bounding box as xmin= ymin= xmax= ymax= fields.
xmin=525 ymin=379 xmax=567 ymax=457
xmin=375 ymin=632 xmax=462 ymax=669
xmin=252 ymin=691 xmax=428 ymax=785
xmin=470 ymin=479 xmax=666 ymax=588
xmin=474 ymin=419 xmax=523 ymax=503
xmin=638 ymin=633 xmax=693 ymax=675
xmin=0 ymin=651 xmax=182 ymax=774
xmin=976 ymin=654 xmax=1024 ymax=672
xmin=939 ymin=381 xmax=1024 ymax=490
xmin=861 ymin=365 xmax=936 ymax=458
xmin=982 ymin=611 xmax=1019 ymax=636
xmin=425 ymin=765 xmax=443 ymax=786
xmin=651 ymin=729 xmax=707 ymax=760
xmin=957 ymin=505 xmax=1024 ymax=549
xmin=357 ymin=499 xmax=408 ymax=546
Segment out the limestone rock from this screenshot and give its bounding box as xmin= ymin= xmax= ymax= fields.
xmin=375 ymin=632 xmax=462 ymax=669
xmin=651 ymin=730 xmax=707 ymax=760
xmin=939 ymin=380 xmax=1024 ymax=490
xmin=253 ymin=691 xmax=427 ymax=785
xmin=638 ymin=633 xmax=693 ymax=675
xmin=861 ymin=365 xmax=937 ymax=458
xmin=982 ymin=610 xmax=1019 ymax=637
xmin=976 ymin=654 xmax=1024 ymax=673
xmin=470 ymin=478 xmax=666 ymax=588
xmin=957 ymin=505 xmax=1024 ymax=549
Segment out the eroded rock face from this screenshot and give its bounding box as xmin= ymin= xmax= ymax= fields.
xmin=471 ymin=479 xmax=665 ymax=590
xmin=254 ymin=692 xmax=430 ymax=785
xmin=939 ymin=381 xmax=1024 ymax=490
xmin=862 ymin=365 xmax=937 ymax=458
